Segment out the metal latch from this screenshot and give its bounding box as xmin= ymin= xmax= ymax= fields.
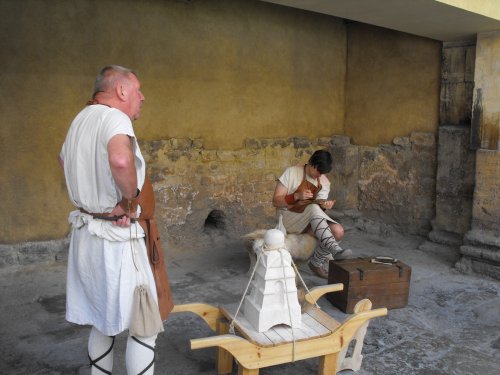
xmin=357 ymin=268 xmax=364 ymax=280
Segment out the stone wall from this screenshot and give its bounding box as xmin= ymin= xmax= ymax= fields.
xmin=357 ymin=133 xmax=436 ymax=235
xmin=140 ymin=133 xmax=437 ymax=243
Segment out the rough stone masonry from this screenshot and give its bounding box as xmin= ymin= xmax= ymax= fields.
xmin=139 ymin=133 xmax=437 ymax=243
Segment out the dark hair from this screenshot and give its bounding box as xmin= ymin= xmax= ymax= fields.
xmin=308 ymin=149 xmax=332 ymax=174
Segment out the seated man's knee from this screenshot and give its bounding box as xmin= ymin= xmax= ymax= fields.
xmin=330 ymin=223 xmax=344 ymax=241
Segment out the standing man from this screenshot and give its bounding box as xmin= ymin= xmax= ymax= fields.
xmin=60 ymin=65 xmax=171 ymax=374
xmin=272 ymin=149 xmax=352 ymax=279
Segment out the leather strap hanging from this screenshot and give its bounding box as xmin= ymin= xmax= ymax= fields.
xmin=137 ymin=175 xmax=174 ymax=321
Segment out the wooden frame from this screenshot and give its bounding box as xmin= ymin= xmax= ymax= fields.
xmin=171 ymin=284 xmax=387 ymax=375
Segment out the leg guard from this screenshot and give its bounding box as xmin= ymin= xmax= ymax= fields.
xmin=126 ymin=335 xmax=157 ymax=375
xmin=309 ymin=216 xmax=344 ymax=267
xmin=88 ymin=326 xmax=115 ymax=375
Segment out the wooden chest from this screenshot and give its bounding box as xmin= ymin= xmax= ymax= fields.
xmin=326 ymin=258 xmax=411 ymax=313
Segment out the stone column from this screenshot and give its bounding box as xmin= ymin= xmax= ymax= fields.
xmin=456 ymin=31 xmax=500 ymax=280
xmin=429 ymin=42 xmax=476 ymax=246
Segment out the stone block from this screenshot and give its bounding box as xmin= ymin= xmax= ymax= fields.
xmin=442 ymin=46 xmax=466 ymax=83
xmin=434 ymin=195 xmax=472 ymax=234
xmin=216 ymin=150 xmax=238 ymax=162
xmin=465 ymin=45 xmax=476 ymax=82
xmin=393 ymin=136 xmax=410 ymax=148
xmin=431 ymin=126 xmax=475 ymax=235
xmin=331 ymin=135 xmax=351 ymax=147
xmin=440 ymin=82 xmax=473 ymax=125
xmin=291 ymin=137 xmax=312 ymax=149
xmin=472 ymin=150 xmax=500 ymax=231
xmin=457 ymin=246 xmax=500 ymax=280
xmin=435 ymin=126 xmax=475 ymax=196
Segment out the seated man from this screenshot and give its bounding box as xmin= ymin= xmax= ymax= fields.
xmin=272 ymin=149 xmax=352 ymax=279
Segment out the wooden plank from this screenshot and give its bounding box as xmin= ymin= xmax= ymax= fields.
xmin=272 ymin=324 xmax=309 ymax=342
xmin=261 ymin=327 xmax=286 ymax=345
xmin=303 ymin=305 xmax=341 ymax=333
xmin=222 ymin=309 xmax=275 ymax=347
xmin=344 ymin=293 xmax=409 ymax=313
xmin=300 ymin=314 xmax=330 ymax=336
xmin=329 ymin=287 xmax=409 ymax=313
xmin=334 ymin=282 xmax=410 ymax=303
xmin=220 ymin=304 xmax=338 ymax=347
xmin=301 ymin=313 xmax=331 ymax=337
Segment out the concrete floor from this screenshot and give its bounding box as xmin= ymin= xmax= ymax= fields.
xmin=1 ymin=226 xmax=499 ymax=374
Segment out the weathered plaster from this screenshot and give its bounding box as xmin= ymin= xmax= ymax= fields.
xmin=345 ymin=23 xmax=441 ymax=146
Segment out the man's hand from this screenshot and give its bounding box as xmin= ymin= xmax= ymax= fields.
xmin=296 ymin=189 xmax=313 ymax=200
xmin=320 ymin=199 xmax=336 ymax=210
xmin=108 ymin=204 xmax=136 ymax=227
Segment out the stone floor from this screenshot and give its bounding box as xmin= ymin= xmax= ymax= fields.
xmin=1 ymin=226 xmax=499 ymax=374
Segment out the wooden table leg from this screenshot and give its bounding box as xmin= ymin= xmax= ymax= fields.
xmin=318 ymin=352 xmax=339 ymax=375
xmin=216 ymin=318 xmax=233 ymax=374
xmin=238 ymin=365 xmax=259 ymax=375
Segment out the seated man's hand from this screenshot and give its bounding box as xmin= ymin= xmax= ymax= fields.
xmin=298 ymin=189 xmax=313 ymax=200
xmin=320 ymin=200 xmax=336 ymax=210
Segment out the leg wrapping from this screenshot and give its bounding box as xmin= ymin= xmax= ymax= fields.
xmin=88 ymin=327 xmax=115 ymax=375
xmin=310 ymin=216 xmax=343 ymax=266
xmin=126 ymin=335 xmax=157 ymax=375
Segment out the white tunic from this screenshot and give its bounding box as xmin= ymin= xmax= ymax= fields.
xmin=278 ymin=165 xmax=336 ymax=234
xmin=60 ymin=105 xmax=157 ymax=336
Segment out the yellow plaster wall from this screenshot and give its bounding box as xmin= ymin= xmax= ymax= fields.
xmin=344 ymin=23 xmax=442 ymax=146
xmin=474 ymin=31 xmax=500 ymax=150
xmin=0 ymin=0 xmax=346 ymax=243
xmin=0 ymin=0 xmax=444 ymax=244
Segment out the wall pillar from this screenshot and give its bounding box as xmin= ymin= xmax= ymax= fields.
xmin=456 ymin=31 xmax=500 ymax=279
xmin=429 ymin=42 xmax=476 ymax=247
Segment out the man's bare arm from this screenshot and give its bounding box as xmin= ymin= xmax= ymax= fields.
xmin=272 ymin=181 xmax=293 ymax=208
xmin=108 ymin=134 xmax=138 ymax=199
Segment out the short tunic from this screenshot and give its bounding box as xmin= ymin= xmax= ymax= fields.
xmin=278 ymin=165 xmax=337 ymax=234
xmin=60 ymin=105 xmax=157 ymax=336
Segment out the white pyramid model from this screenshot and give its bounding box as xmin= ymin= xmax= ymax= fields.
xmin=243 ymin=229 xmax=302 ymax=332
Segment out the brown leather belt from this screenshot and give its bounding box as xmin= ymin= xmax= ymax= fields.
xmin=79 ymin=208 xmax=137 ymax=223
